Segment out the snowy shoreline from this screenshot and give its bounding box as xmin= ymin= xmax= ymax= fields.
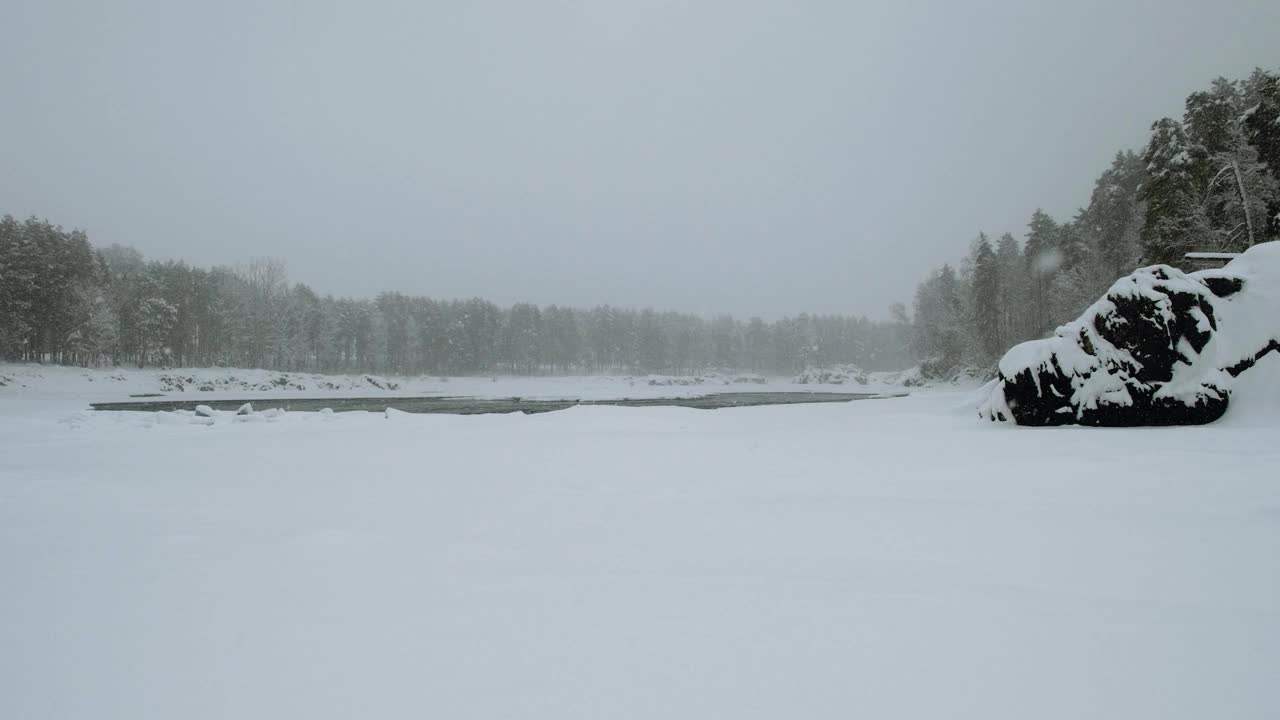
xmin=0 ymin=363 xmax=919 ymax=415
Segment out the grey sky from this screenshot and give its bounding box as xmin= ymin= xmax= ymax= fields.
xmin=2 ymin=1 xmax=1277 ymax=319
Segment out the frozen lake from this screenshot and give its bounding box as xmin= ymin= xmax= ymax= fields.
xmin=89 ymin=390 xmax=905 ymax=415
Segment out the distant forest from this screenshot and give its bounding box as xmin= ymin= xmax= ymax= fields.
xmin=8 ymin=68 xmax=1277 ymax=379
xmin=0 ymin=220 xmax=909 ymax=375
xmin=910 ymin=67 xmax=1280 ymax=378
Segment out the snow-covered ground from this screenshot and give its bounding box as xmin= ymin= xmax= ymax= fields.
xmin=2 ymin=364 xmax=1278 ymax=719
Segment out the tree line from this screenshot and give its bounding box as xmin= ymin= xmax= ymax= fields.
xmin=0 ymin=218 xmax=910 ymax=375
xmin=909 ymin=67 xmax=1280 ymax=377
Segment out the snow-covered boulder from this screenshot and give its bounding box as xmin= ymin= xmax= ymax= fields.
xmin=980 ymin=242 xmax=1280 ymax=426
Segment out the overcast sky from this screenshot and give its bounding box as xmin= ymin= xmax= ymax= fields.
xmin=2 ymin=1 xmax=1277 ymax=319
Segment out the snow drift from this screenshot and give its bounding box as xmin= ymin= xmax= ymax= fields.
xmin=980 ymin=242 xmax=1280 ymax=426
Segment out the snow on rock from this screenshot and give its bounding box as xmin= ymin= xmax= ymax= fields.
xmin=981 ymin=241 xmax=1280 ymax=425
xmin=236 ymin=402 xmax=254 ymax=415
xmin=873 ymin=366 xmax=925 ymax=387
xmin=1220 ymin=350 xmax=1280 ymax=425
xmin=193 ymin=404 xmax=216 ymax=418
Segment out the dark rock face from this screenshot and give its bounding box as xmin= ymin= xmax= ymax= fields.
xmin=981 ymin=265 xmax=1234 ymax=427
xmin=993 ymin=354 xmax=1076 ymax=426
xmin=1199 ymin=274 xmax=1245 ymax=298
xmin=1093 ymin=270 xmax=1218 ymax=383
xmin=1075 ymin=391 xmax=1230 ymax=427
xmin=1224 ymin=339 xmax=1280 ymax=378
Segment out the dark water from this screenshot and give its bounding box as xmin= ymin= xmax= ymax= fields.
xmin=90 ymin=392 xmax=906 ymax=415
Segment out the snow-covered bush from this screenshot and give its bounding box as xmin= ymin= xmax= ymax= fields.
xmin=980 ymin=242 xmax=1280 ymax=426
xmin=643 ymin=375 xmax=708 ymax=387
xmin=156 ymin=371 xmax=400 ymax=394
xmin=793 ymin=365 xmax=869 ymax=385
xmin=638 ymin=372 xmax=764 ymax=387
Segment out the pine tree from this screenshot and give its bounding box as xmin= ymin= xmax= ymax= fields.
xmin=967 ymin=234 xmax=1002 ymax=363
xmin=993 ymin=233 xmax=1026 ymax=348
xmin=1044 ymin=217 xmax=1104 ymax=328
xmin=0 ymin=215 xmax=34 ymax=357
xmin=710 ymin=315 xmax=740 ymax=370
xmin=503 ymin=303 xmax=542 ymax=374
xmin=911 ymin=264 xmax=965 ymax=377
xmin=1185 ymin=76 xmax=1279 ymax=251
xmin=1024 ymin=209 xmax=1060 ymax=337
xmin=1242 ymin=68 xmax=1280 ymax=237
xmin=1202 ymin=141 xmax=1279 ymax=250
xmin=744 ymin=317 xmax=769 ymax=373
xmin=1184 ymin=78 xmax=1242 ymax=158
xmin=1081 ymin=151 xmax=1144 ymax=281
xmin=1138 ymin=118 xmax=1210 ymax=265
xmin=635 ymin=309 xmax=667 ymax=374
xmin=137 ymin=297 xmax=178 ymax=368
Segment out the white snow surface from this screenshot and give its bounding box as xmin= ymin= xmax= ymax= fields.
xmin=1192 ymin=241 xmax=1280 ymax=373
xmin=2 ymin=366 xmax=1279 ymax=719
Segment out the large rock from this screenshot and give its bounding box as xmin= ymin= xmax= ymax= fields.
xmin=980 ymin=242 xmax=1280 ymax=426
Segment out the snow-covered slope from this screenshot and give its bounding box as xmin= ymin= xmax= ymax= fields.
xmin=981 ymin=241 xmax=1280 ymax=425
